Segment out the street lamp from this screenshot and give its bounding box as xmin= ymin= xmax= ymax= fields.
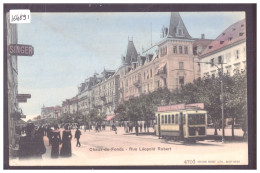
xmin=198 ymin=61 xmax=226 ymax=143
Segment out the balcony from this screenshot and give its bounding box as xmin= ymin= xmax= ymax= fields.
xmin=100 ymin=95 xmax=106 ymax=101
xmin=133 ymin=80 xmax=142 ymax=88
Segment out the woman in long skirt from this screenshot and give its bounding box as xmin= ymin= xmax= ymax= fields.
xmin=51 ymin=125 xmax=61 ymax=158
xmin=60 ymin=124 xmax=72 ymax=157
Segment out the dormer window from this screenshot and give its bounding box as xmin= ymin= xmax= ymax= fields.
xmin=239 ymin=32 xmax=244 ymax=36
xmin=220 ymin=41 xmax=224 ymax=44
xmin=178 ymin=29 xmax=183 ymax=35
xmin=209 ymin=46 xmax=213 ymax=49
xmin=222 ymin=33 xmax=225 ymax=36
xmin=241 ymin=24 xmax=244 ymax=27
xmin=228 ymin=37 xmax=233 ymax=41
xmin=232 ymin=28 xmax=236 ymax=31
xmin=175 ymin=21 xmax=184 ymax=37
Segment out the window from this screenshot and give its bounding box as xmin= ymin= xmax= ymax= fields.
xmin=171 ymin=115 xmax=174 ymax=124
xmin=179 ymin=62 xmax=184 ymax=69
xmin=173 ymin=46 xmax=177 ymax=54
xmin=210 ymin=58 xmax=215 ymax=67
xmin=150 ymin=69 xmax=152 ymax=77
xmin=225 ymin=66 xmax=232 ymax=75
xmin=204 ymin=72 xmax=209 ymax=77
xmin=161 ymin=115 xmax=164 ymax=124
xmin=165 ymin=115 xmax=167 ymax=124
xmin=179 ymin=76 xmax=184 ymax=85
xmin=178 ymin=29 xmax=183 ymax=35
xmin=225 ymin=52 xmax=231 ymax=63
xmin=218 ymin=56 xmax=223 ymax=64
xmin=234 ymin=63 xmax=241 ymax=74
xmin=168 ymin=115 xmax=171 ymax=124
xmin=175 ymin=114 xmax=179 ymax=124
xmin=184 ymin=46 xmax=188 ymax=54
xmin=144 ymin=72 xmax=145 ymax=80
xmin=179 ymin=46 xmax=183 ymax=54
xmin=235 ymin=49 xmax=240 ymax=59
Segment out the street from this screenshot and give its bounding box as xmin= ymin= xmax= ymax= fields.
xmin=10 ymin=127 xmax=248 ymax=166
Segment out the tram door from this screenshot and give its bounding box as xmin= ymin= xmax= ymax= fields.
xmin=179 ymin=112 xmax=184 ymax=139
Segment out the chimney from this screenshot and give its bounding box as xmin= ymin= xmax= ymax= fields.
xmin=201 ymin=34 xmax=205 ymax=39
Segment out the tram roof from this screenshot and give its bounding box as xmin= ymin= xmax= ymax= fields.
xmin=157 ymin=103 xmax=204 ymax=112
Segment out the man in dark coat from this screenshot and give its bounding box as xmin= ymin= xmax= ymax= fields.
xmin=75 ymin=127 xmax=82 ymax=147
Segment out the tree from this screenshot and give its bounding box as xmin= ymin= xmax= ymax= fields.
xmin=225 ymin=70 xmax=247 ymax=137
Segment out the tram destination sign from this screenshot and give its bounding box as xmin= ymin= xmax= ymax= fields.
xmin=8 ymin=44 xmax=34 ymax=56
xmin=157 ymin=103 xmax=204 ymax=112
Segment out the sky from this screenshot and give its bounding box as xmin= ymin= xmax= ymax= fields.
xmin=16 ymin=12 xmax=245 ymax=119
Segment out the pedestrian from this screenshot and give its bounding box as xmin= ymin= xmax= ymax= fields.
xmin=84 ymin=124 xmax=87 ymax=132
xmin=50 ymin=124 xmax=61 ymax=158
xmin=140 ymin=123 xmax=143 ymax=133
xmin=60 ymin=124 xmax=72 ymax=157
xmin=19 ymin=123 xmax=41 ymax=159
xmin=35 ymin=125 xmax=46 ymax=158
xmin=113 ymin=125 xmax=117 ymax=134
xmin=46 ymin=125 xmax=52 ymax=146
xmin=75 ymin=127 xmax=82 ymax=147
xmin=135 ymin=123 xmax=139 ymax=136
xmin=144 ymin=122 xmax=147 ymax=132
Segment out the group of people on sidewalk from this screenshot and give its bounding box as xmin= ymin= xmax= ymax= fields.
xmin=47 ymin=124 xmax=82 ymax=158
xmin=124 ymin=122 xmax=151 ymax=135
xmin=18 ymin=123 xmax=82 ymax=159
xmin=18 ymin=123 xmax=46 ymax=159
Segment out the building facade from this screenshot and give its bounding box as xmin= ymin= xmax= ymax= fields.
xmin=57 ymin=12 xmax=246 ymax=124
xmin=118 ymin=12 xmax=206 ymax=102
xmin=7 ymin=13 xmax=19 ymax=157
xmin=77 ymin=69 xmax=120 ymax=120
xmin=61 ymin=96 xmax=78 ymax=116
xmin=199 ymin=19 xmax=246 ymax=77
xmin=41 ymin=105 xmax=61 ymax=119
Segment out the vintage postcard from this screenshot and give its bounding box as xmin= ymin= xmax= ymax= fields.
xmin=4 ymin=4 xmax=256 ymax=169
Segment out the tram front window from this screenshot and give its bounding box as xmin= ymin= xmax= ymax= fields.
xmin=188 ymin=114 xmax=205 ymax=125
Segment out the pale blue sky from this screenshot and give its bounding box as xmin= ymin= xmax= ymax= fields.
xmin=17 ymin=12 xmax=245 ymax=118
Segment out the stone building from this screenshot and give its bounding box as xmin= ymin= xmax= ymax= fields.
xmin=118 ymin=12 xmax=207 ymax=102
xmin=41 ymin=105 xmax=61 ymax=119
xmin=199 ymin=19 xmax=246 ymax=77
xmin=61 ymin=96 xmax=78 ymax=116
xmin=77 ymin=69 xmax=120 ymax=120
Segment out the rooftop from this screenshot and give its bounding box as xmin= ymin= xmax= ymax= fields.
xmin=200 ymin=19 xmax=246 ymax=57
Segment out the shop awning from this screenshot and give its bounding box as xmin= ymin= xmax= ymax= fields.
xmin=105 ymin=115 xmax=116 ymax=121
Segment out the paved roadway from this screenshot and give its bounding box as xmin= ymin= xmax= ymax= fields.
xmin=9 ymin=127 xmax=248 ymax=166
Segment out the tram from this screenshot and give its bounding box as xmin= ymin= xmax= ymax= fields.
xmin=154 ymin=103 xmax=207 ymax=142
